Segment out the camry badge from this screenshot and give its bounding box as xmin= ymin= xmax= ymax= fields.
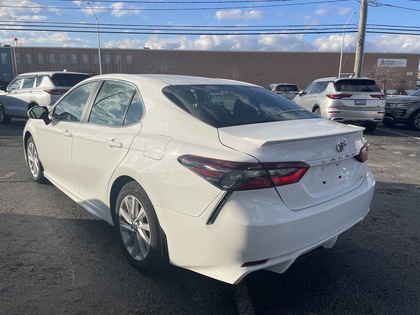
xmin=336 ymin=139 xmax=347 ymax=152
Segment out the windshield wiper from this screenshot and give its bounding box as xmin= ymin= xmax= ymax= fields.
xmin=265 ymin=108 xmax=307 ymax=118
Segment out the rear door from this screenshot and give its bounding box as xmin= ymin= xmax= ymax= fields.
xmin=71 ymin=80 xmax=143 ymax=213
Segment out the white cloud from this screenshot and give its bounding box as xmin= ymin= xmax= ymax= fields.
xmin=214 ymin=9 xmax=263 ymax=21
xmin=365 ymin=34 xmax=420 ymax=53
xmin=144 ymin=34 xmax=312 ymax=51
xmin=312 ymin=34 xmax=357 ymax=52
xmin=111 ymin=2 xmax=141 ymax=18
xmin=315 ymin=4 xmax=354 ymax=16
xmin=104 ymin=38 xmax=144 ymax=49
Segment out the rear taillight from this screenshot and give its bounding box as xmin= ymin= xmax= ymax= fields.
xmin=178 ymin=155 xmax=309 ymax=191
xmin=326 ymin=94 xmax=353 ymax=99
xmin=370 ymin=94 xmax=386 ymax=100
xmin=44 ymin=89 xmax=68 ymax=95
xmin=275 ymin=91 xmax=283 ymax=95
xmin=355 ymin=142 xmax=369 ymax=163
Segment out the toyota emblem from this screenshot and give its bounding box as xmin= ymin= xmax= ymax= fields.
xmin=336 ymin=139 xmax=347 ymax=152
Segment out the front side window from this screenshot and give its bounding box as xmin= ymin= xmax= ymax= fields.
xmin=162 ymin=84 xmax=318 ymax=128
xmin=89 ymin=81 xmax=137 ymax=126
xmin=22 ymin=76 xmax=36 ymax=89
xmin=51 ymin=81 xmax=97 ymax=122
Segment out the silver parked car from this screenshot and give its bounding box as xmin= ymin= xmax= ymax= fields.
xmin=383 ymin=89 xmax=420 ymax=131
xmin=0 ymin=71 xmax=90 ymax=124
xmin=267 ymin=83 xmax=300 ymax=100
xmin=293 ymin=77 xmax=386 ymax=132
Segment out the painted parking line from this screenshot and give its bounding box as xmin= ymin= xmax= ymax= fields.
xmin=0 ymin=172 xmax=16 ymax=180
xmin=377 ymin=127 xmax=420 ymax=141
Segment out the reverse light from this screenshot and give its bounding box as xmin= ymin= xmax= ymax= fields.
xmin=326 ymin=93 xmax=353 ymax=99
xmin=178 ymin=155 xmax=309 ymax=191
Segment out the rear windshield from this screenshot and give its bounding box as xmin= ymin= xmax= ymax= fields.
xmin=50 ymin=73 xmax=91 ymax=87
xmin=276 ymin=85 xmax=299 ymax=92
xmin=162 ymin=84 xmax=318 ymax=128
xmin=334 ymin=79 xmax=381 ymax=92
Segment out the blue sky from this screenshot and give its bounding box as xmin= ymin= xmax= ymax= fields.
xmin=1 ymin=0 xmax=420 ymax=52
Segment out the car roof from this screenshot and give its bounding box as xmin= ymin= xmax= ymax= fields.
xmin=16 ymin=71 xmax=90 ymax=77
xmin=313 ymin=77 xmax=375 ymax=83
xmin=83 ymin=74 xmax=257 ymax=87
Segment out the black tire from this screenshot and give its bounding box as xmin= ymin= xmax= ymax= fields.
xmin=26 ymin=136 xmax=46 ymax=183
xmin=363 ymin=122 xmax=377 ymax=133
xmin=0 ymin=104 xmax=11 ymax=124
xmin=409 ymin=109 xmax=420 ymax=131
xmin=313 ymin=107 xmax=321 ymax=116
xmin=115 ymin=181 xmax=166 ymax=273
xmin=382 ymin=119 xmax=396 ymax=128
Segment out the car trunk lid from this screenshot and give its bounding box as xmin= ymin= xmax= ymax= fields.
xmin=218 ymin=118 xmax=368 ymax=210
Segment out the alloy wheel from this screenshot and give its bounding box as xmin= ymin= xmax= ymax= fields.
xmin=27 ymin=141 xmax=41 ymax=179
xmin=118 ymin=195 xmax=151 ymax=261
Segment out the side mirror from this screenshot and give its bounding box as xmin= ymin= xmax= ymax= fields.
xmin=28 ymin=106 xmax=51 ymax=125
xmin=298 ymin=91 xmax=306 ymax=97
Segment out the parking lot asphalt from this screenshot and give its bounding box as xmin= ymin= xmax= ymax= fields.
xmin=0 ymin=119 xmax=419 ymax=315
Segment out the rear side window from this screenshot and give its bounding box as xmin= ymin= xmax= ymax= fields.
xmin=89 ymin=81 xmax=138 ymax=126
xmin=22 ymin=76 xmax=36 ymax=89
xmin=334 ymin=79 xmax=381 ymax=92
xmin=50 ymin=73 xmax=90 ymax=87
xmin=162 ymin=84 xmax=318 ymax=128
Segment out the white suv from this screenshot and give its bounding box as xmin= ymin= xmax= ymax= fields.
xmin=293 ymin=77 xmax=386 ymax=132
xmin=0 ymin=71 xmax=90 ymax=124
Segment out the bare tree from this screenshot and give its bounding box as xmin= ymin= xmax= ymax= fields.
xmin=364 ymin=65 xmax=407 ymax=95
xmin=144 ymin=59 xmax=178 ymax=74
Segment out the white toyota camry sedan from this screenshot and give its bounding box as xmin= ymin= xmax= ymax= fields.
xmin=23 ymin=74 xmax=375 ymax=284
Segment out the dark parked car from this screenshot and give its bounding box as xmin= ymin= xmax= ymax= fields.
xmin=383 ymin=89 xmax=420 ymax=131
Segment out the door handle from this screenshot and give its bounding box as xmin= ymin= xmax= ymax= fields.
xmin=106 ymin=139 xmax=123 ymax=148
xmin=63 ymin=130 xmax=72 ymax=137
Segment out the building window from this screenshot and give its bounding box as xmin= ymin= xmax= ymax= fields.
xmin=49 ymin=53 xmax=55 ymax=64
xmin=94 ymin=54 xmax=98 ymax=64
xmin=71 ymin=54 xmax=77 ymax=64
xmin=126 ymin=55 xmax=132 ymax=65
xmin=82 ymin=54 xmax=89 ymax=65
xmin=37 ymin=53 xmax=43 ymax=64
xmin=60 ymin=53 xmax=66 ymax=64
xmin=105 ymin=55 xmax=111 ymax=65
xmin=1 ymin=53 xmax=8 ymax=64
xmin=15 ymin=53 xmax=21 ymax=64
xmin=26 ymin=53 xmax=32 ymax=64
xmin=116 ymin=55 xmax=121 ymax=72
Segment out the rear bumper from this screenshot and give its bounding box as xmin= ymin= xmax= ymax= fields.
xmin=325 ymin=107 xmax=384 ymax=123
xmin=158 ymin=169 xmax=375 ymax=284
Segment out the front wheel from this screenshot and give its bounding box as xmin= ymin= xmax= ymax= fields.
xmin=26 ymin=136 xmax=46 ymax=183
xmin=409 ymin=110 xmax=420 ymax=131
xmin=115 ymin=181 xmax=167 ymax=273
xmin=0 ymin=105 xmax=11 ymax=124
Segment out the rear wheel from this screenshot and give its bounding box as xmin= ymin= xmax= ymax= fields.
xmin=115 ymin=181 xmax=166 ymax=273
xmin=382 ymin=119 xmax=396 ymax=128
xmin=409 ymin=110 xmax=420 ymax=131
xmin=313 ymin=107 xmax=321 ymax=116
xmin=0 ymin=104 xmax=11 ymax=124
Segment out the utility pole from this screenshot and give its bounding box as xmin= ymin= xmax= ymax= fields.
xmin=354 ymin=0 xmax=368 ymax=77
